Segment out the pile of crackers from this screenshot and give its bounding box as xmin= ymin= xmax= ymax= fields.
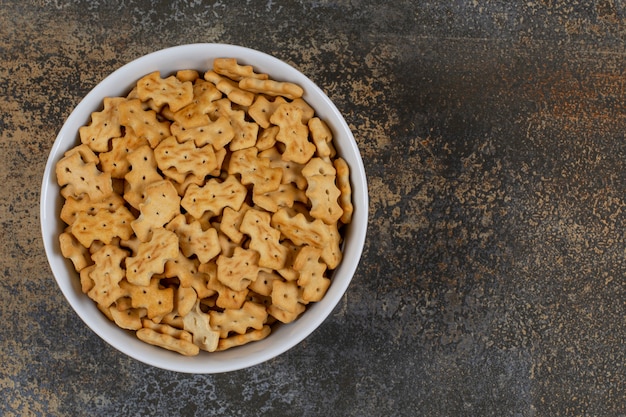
xmin=55 ymin=58 xmax=353 ymax=355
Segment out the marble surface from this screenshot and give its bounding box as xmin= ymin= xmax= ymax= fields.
xmin=2 ymin=1 xmax=625 ymax=416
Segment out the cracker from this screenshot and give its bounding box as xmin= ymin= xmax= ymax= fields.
xmin=99 ymin=129 xmax=150 ymax=178
xmin=121 ymin=277 xmax=174 ymax=320
xmin=248 ymin=95 xmax=287 ymax=129
xmin=209 ymin=301 xmax=267 ymax=338
xmin=216 ymin=247 xmax=260 ymax=292
xmin=308 ymin=117 xmax=334 ymax=158
xmin=255 ymin=125 xmax=279 ymax=151
xmin=259 ymin=146 xmax=307 ymax=190
xmin=124 ymin=144 xmax=164 ymax=210
xmin=136 ymin=327 xmax=199 ymax=356
xmin=154 ymin=135 xmax=218 ymax=180
xmin=239 ymin=77 xmax=304 ymax=100
xmin=170 ymin=79 xmax=221 ymax=128
xmin=213 ymin=58 xmax=269 ymax=81
xmin=131 ymin=180 xmax=181 ymax=242
xmin=181 ymin=175 xmax=247 ymax=219
xmin=70 ymin=206 xmax=135 ymax=248
xmin=294 ymin=245 xmax=330 ymax=302
xmin=136 ymin=71 xmax=194 ymax=112
xmin=334 ymin=157 xmax=353 ymax=224
xmin=271 ymin=208 xmax=342 ymax=269
xmin=228 ymin=147 xmax=282 ymax=194
xmin=56 ymin=147 xmax=113 ymax=201
xmin=109 ymin=305 xmax=146 ymax=330
xmin=171 ymin=115 xmax=235 ymax=150
xmin=175 ymin=286 xmax=197 ymax=317
xmin=216 ymin=325 xmax=271 ymax=351
xmin=79 ymin=97 xmax=125 ymax=152
xmin=176 ymin=69 xmax=200 ymax=83
xmin=166 ymin=213 xmax=221 ymax=263
xmin=267 ymin=302 xmax=306 ymax=324
xmin=119 ymin=98 xmax=171 ymax=148
xmin=270 ymin=103 xmax=316 ymax=164
xmin=227 ymin=108 xmax=260 ymax=151
xmin=86 ymin=244 xmax=129 ymax=308
xmin=270 ymin=279 xmax=302 ymax=314
xmin=239 ymin=208 xmax=288 ymax=270
xmin=182 ymin=301 xmax=220 ymax=352
xmin=203 ymin=261 xmax=249 ymax=310
xmin=219 ymin=204 xmax=251 ymax=244
xmin=59 ymin=231 xmax=92 ymax=272
xmin=164 ymin=251 xmax=215 ymax=299
xmin=253 ymin=183 xmax=308 ymax=213
xmin=248 ymin=269 xmax=282 ymax=297
xmin=125 ymin=228 xmax=179 ymax=286
xmin=304 ymin=173 xmax=343 ymax=224
xmin=204 ymin=70 xmax=255 ymax=106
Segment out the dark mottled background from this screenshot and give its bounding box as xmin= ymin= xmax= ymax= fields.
xmin=1 ymin=1 xmax=625 ymax=416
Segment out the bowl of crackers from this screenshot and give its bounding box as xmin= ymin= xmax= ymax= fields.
xmin=40 ymin=44 xmax=367 ymax=373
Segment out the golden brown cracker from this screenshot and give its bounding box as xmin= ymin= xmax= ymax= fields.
xmin=124 ymin=144 xmax=164 ymax=210
xmin=56 ymin=149 xmax=114 ymax=201
xmin=216 ymin=325 xmax=271 ymax=351
xmin=239 ymin=208 xmax=288 ymax=270
xmin=239 ymin=77 xmax=304 ymax=100
xmin=59 ymin=231 xmax=92 ymax=272
xmin=181 ymin=175 xmax=247 ymax=219
xmin=333 ymin=157 xmax=353 ymax=224
xmin=154 ymin=135 xmax=218 ymax=180
xmin=213 ymin=58 xmax=269 ymax=81
xmin=136 ymin=71 xmax=194 ymax=112
xmin=271 ymin=208 xmax=342 ymax=269
xmin=182 ymin=301 xmax=220 ymax=352
xmin=119 ymin=98 xmax=171 ymax=148
xmin=228 ymin=147 xmax=282 ymax=194
xmin=121 ymin=277 xmax=174 ymax=320
xmin=136 ymin=327 xmax=199 ymax=356
xmin=86 ymin=244 xmax=129 ymax=308
xmin=79 ymin=97 xmax=125 ymax=152
xmin=166 ymin=213 xmax=221 ymax=264
xmin=248 ymin=95 xmax=288 ymax=129
xmin=270 ymin=103 xmax=316 ymax=164
xmin=216 ymin=247 xmax=260 ymax=292
xmin=294 ymin=245 xmax=330 ymax=302
xmin=125 ymin=228 xmax=179 ymax=287
xmin=209 ymin=301 xmax=268 ymax=338
xmin=70 ymin=206 xmax=135 ymax=248
xmin=131 ymin=180 xmax=181 ymax=242
xmin=99 ymin=129 xmax=150 ymax=178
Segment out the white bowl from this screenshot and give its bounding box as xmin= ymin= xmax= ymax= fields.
xmin=40 ymin=44 xmax=368 ymax=373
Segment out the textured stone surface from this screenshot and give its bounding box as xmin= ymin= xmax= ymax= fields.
xmin=1 ymin=1 xmax=625 ymax=416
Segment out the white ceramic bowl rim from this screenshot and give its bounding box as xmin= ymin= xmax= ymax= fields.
xmin=40 ymin=43 xmax=368 ymax=373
